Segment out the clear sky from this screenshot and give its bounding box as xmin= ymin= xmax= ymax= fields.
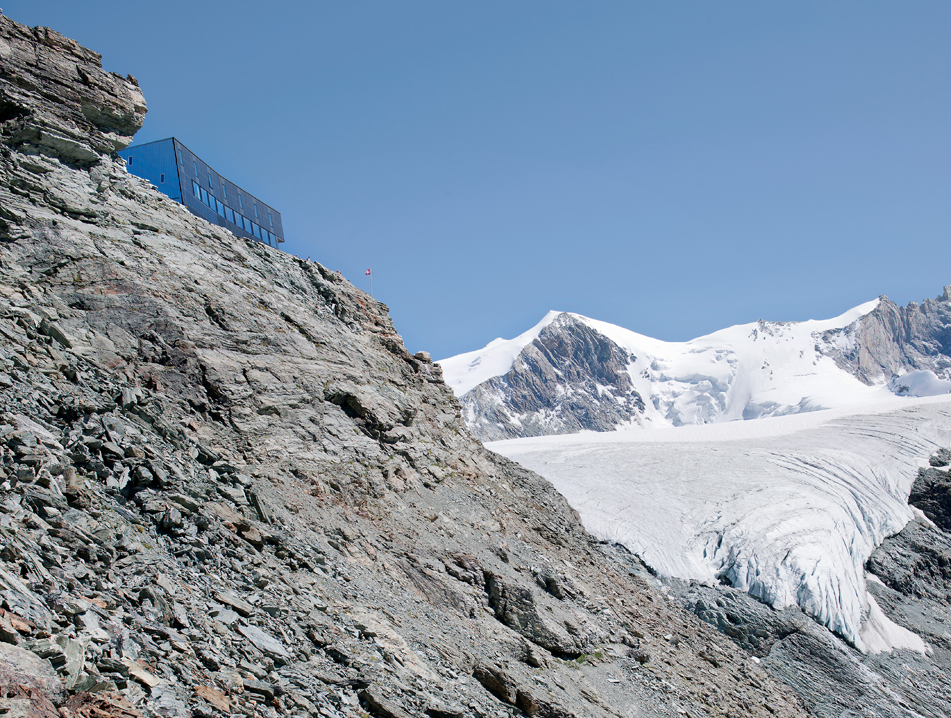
xmin=9 ymin=2 xmax=951 ymax=358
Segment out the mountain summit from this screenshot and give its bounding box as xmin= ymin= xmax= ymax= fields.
xmin=440 ymin=294 xmax=951 ymax=440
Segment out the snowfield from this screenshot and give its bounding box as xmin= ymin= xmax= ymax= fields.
xmin=489 ymin=396 xmax=951 ymax=653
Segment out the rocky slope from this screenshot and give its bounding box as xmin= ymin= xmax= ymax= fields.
xmin=0 ymin=13 xmax=814 ymax=718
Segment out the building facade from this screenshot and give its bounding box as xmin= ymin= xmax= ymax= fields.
xmin=118 ymin=138 xmax=284 ymax=249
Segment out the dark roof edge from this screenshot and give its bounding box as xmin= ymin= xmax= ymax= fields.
xmin=170 ymin=138 xmax=281 ymax=218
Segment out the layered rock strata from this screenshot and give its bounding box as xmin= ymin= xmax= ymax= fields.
xmin=0 ymin=15 xmax=145 ymax=165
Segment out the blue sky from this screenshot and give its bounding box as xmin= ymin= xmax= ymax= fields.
xmin=10 ymin=2 xmax=951 ymax=358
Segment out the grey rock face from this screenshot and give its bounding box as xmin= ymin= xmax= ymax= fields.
xmin=867 ymin=516 xmax=951 ymax=607
xmin=907 ymin=466 xmax=951 ymax=532
xmin=461 ymin=313 xmax=645 ymax=441
xmin=0 ymin=12 xmax=809 ymax=718
xmin=0 ymin=642 xmax=65 ymax=703
xmin=484 ymin=571 xmax=595 ymax=658
xmin=819 ymin=289 xmax=951 ymax=384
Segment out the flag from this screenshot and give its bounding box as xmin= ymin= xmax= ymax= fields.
xmin=365 ymin=269 xmax=371 ymax=275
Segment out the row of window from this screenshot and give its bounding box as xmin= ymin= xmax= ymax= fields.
xmin=191 ymin=181 xmax=279 ymax=246
xmin=181 ymin=150 xmax=274 ymax=229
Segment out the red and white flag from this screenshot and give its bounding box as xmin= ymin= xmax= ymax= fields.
xmin=365 ymin=268 xmax=371 ymax=276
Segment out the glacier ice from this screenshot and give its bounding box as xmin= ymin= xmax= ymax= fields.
xmin=887 ymin=370 xmax=951 ymax=398
xmin=489 ymin=397 xmax=951 ymax=651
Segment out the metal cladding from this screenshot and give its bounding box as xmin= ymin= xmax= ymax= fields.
xmin=118 ymin=138 xmax=284 ymax=248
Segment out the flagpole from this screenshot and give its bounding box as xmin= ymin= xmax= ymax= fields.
xmin=370 ymin=268 xmax=373 ymax=298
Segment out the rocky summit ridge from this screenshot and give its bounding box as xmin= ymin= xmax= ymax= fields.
xmin=0 ymin=12 xmax=821 ymax=718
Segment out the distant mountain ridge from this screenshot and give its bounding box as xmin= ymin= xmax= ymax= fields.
xmin=439 ymin=289 xmax=951 ymax=441
xmin=819 ymin=287 xmax=951 ymax=383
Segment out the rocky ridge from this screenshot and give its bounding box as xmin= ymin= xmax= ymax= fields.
xmin=0 ymin=13 xmax=810 ymax=718
xmin=819 ymin=291 xmax=951 ymax=386
xmin=0 ymin=16 xmax=145 ymax=166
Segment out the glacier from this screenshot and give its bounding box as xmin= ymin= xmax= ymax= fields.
xmin=489 ymin=396 xmax=951 ymax=652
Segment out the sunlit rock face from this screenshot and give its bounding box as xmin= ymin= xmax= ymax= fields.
xmin=818 ymin=288 xmax=951 ymax=385
xmin=460 ymin=313 xmax=646 ymax=441
xmin=0 ymin=14 xmax=146 ymax=165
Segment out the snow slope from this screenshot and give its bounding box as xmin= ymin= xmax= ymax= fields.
xmin=489 ymin=396 xmax=951 ymax=652
xmin=440 ymin=310 xmax=561 ymax=396
xmin=586 ymin=299 xmax=886 ymax=426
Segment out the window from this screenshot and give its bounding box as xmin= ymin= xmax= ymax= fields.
xmin=160 ymin=173 xmax=165 ymax=184
xmin=127 ymin=155 xmax=132 ymax=166
xmin=253 ymin=204 xmax=258 ymax=218
xmin=178 ymin=149 xmax=183 ymax=165
xmin=253 ymin=223 xmax=262 ymax=240
xmin=193 ymin=161 xmax=198 ymax=176
xmin=226 ymin=207 xmax=235 ymax=224
xmin=208 ymin=173 xmax=213 ymax=189
xmin=268 ymin=212 xmax=273 ymax=227
xmin=222 ymin=184 xmax=227 ymax=200
xmin=238 ymin=195 xmax=243 ymax=209
xmin=192 ymin=180 xmax=200 ymax=197
xmin=216 ymin=198 xmax=225 ymax=217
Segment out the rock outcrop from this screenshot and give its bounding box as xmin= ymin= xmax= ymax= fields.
xmin=818 ymin=290 xmax=951 ymax=385
xmin=460 ymin=314 xmax=646 ymax=441
xmin=0 ymin=12 xmax=811 ymax=718
xmin=907 ymin=462 xmax=951 ymax=532
xmin=0 ymin=15 xmax=145 ymax=165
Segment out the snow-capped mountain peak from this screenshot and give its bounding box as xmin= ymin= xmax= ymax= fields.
xmin=439 ymin=291 xmax=951 ymax=441
xmin=440 ymin=310 xmax=562 ymax=396
xmin=438 ymin=288 xmax=951 ymax=661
